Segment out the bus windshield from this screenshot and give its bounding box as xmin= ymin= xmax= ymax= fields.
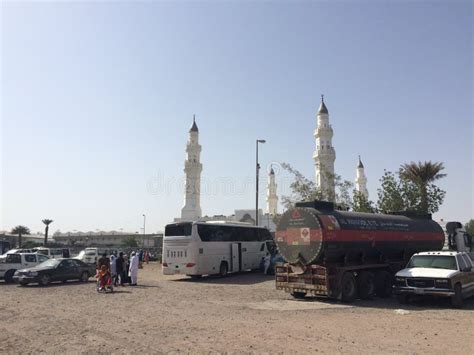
xmin=165 ymin=223 xmax=192 ymax=237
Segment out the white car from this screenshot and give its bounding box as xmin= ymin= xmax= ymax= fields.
xmin=0 ymin=253 xmax=50 ymax=283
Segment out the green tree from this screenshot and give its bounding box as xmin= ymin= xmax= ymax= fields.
xmin=465 ymin=220 xmax=474 ymax=236
xmin=11 ymin=225 xmax=31 ymax=248
xmin=42 ymin=219 xmax=53 ymax=246
xmin=399 ymin=161 xmax=446 ymax=213
xmin=377 ymin=169 xmax=445 ymax=214
xmin=122 ymin=237 xmax=138 ymax=248
xmin=352 ymin=190 xmax=375 ymax=213
xmin=280 ymin=163 xmax=354 ymax=210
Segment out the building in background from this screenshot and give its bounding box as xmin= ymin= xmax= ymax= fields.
xmin=266 ymin=167 xmax=278 ymax=216
xmin=180 ymin=115 xmax=203 ymax=221
xmin=313 ymin=95 xmax=336 ymax=201
xmin=355 ymin=156 xmax=369 ymax=198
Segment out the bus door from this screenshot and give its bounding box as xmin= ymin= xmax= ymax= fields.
xmin=231 ymin=243 xmax=242 ymax=272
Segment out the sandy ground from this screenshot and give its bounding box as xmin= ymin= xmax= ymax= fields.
xmin=0 ymin=263 xmax=472 ymax=354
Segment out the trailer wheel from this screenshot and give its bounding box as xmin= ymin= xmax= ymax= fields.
xmin=375 ymin=271 xmax=392 ymax=298
xmin=341 ymin=272 xmax=357 ymax=302
xmin=357 ymin=271 xmax=375 ymax=299
xmin=290 ymin=291 xmax=306 ymax=299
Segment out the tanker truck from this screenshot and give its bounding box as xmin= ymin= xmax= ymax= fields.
xmin=274 ymin=200 xmax=445 ymax=302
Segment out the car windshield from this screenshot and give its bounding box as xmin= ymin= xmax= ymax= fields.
xmin=37 ymin=259 xmax=61 ymax=268
xmin=407 ymin=255 xmax=457 ymax=270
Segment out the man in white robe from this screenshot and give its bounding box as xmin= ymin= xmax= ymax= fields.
xmin=129 ymin=251 xmax=139 ymax=286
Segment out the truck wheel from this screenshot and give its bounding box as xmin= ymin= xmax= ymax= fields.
xmin=375 ymin=271 xmax=392 ymax=298
xmin=290 ymin=291 xmax=307 ymax=299
xmin=397 ymin=294 xmax=410 ymax=304
xmin=357 ymin=271 xmax=375 ymax=299
xmin=219 ymin=262 xmax=228 ymax=277
xmin=341 ymin=273 xmax=357 ymax=302
xmin=4 ymin=270 xmax=16 ymax=284
xmin=451 ymin=283 xmax=463 ymax=308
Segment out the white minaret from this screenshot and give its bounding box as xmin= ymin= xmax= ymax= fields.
xmin=266 ymin=166 xmax=278 ymax=215
xmin=355 ymin=155 xmax=369 ymax=198
xmin=181 ymin=115 xmax=202 ymax=220
xmin=313 ymin=95 xmax=336 ymax=201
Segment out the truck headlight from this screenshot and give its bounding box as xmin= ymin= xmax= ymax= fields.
xmin=395 ymin=277 xmax=406 ymax=286
xmin=435 ymin=279 xmax=450 ymax=288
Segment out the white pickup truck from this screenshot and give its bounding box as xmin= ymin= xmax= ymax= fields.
xmin=394 ymin=251 xmax=474 ymax=307
xmin=0 ymin=253 xmax=50 ymax=283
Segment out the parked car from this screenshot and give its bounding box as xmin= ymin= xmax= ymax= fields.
xmin=74 ymin=248 xmax=100 ymax=265
xmin=394 ymin=251 xmax=474 ymax=307
xmin=34 ymin=247 xmax=70 ymax=259
xmin=0 ymin=253 xmax=50 ymax=283
xmin=13 ymin=258 xmax=96 ymax=286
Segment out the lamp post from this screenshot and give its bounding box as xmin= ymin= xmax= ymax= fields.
xmin=255 ymin=139 xmax=266 ymax=226
xmin=142 ymin=214 xmax=146 ymax=247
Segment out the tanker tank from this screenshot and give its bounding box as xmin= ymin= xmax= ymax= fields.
xmin=275 ymin=201 xmax=445 ymax=266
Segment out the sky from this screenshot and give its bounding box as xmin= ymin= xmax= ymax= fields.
xmin=1 ymin=0 xmax=472 ymax=234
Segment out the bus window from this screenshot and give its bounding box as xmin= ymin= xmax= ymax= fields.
xmin=165 ymin=223 xmax=192 ymax=237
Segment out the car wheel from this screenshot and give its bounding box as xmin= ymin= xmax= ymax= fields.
xmin=4 ymin=270 xmax=15 ymax=284
xmin=375 ymin=270 xmax=393 ymax=298
xmin=39 ymin=274 xmax=51 ymax=286
xmin=80 ymin=271 xmax=89 ymax=282
xmin=357 ymin=271 xmax=375 ymax=299
xmin=341 ymin=272 xmax=357 ymax=302
xmin=219 ymin=262 xmax=228 ymax=277
xmin=290 ymin=291 xmax=307 ymax=299
xmin=451 ymin=283 xmax=463 ymax=308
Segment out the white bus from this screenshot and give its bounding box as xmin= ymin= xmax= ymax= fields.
xmin=162 ymin=221 xmax=273 ymax=278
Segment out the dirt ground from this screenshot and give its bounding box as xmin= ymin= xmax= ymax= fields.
xmin=0 ymin=263 xmax=472 ymax=354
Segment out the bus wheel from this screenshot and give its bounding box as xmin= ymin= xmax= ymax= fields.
xmin=219 ymin=262 xmax=228 ymax=277
xmin=357 ymin=271 xmax=375 ymax=299
xmin=341 ymin=272 xmax=357 ymax=302
xmin=375 ymin=271 xmax=392 ymax=298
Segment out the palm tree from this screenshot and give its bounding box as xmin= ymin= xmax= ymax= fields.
xmin=400 ymin=161 xmax=446 ymax=213
xmin=42 ymin=219 xmax=54 ymax=246
xmin=11 ymin=225 xmax=31 ymax=248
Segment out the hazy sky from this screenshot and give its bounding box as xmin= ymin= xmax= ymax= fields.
xmin=1 ymin=0 xmax=472 ymax=234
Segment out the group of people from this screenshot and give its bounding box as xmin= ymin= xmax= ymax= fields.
xmin=97 ymin=251 xmax=142 ymax=287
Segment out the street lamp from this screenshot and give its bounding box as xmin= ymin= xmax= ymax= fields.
xmin=255 ymin=139 xmax=266 ymax=226
xmin=142 ymin=214 xmax=146 ymax=247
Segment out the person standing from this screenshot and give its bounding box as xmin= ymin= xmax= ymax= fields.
xmin=263 ymin=252 xmax=271 ymax=275
xmin=97 ymin=253 xmax=110 ymax=270
xmin=129 ymin=251 xmax=139 ymax=286
xmin=144 ymin=250 xmax=150 ymax=264
xmin=115 ymin=252 xmax=124 ymax=286
xmin=110 ymin=254 xmax=117 ymax=284
xmin=123 ymin=254 xmax=130 ymax=284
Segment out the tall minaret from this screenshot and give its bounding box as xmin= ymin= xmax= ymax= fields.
xmin=313 ymin=95 xmax=336 ymax=201
xmin=355 ymin=155 xmax=369 ymax=198
xmin=181 ymin=115 xmax=202 ymax=220
xmin=266 ymin=166 xmax=278 ymax=215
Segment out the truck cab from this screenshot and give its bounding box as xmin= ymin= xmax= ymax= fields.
xmin=0 ymin=253 xmax=50 ymax=283
xmin=394 ymin=251 xmax=474 ymax=307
